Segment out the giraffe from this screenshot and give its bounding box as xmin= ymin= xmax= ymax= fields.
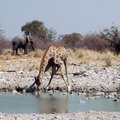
xmin=32 ymin=44 xmax=70 ymax=91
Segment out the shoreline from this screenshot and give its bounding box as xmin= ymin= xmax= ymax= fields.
xmin=0 ymin=112 xmax=120 ymax=120
xmin=0 ymin=64 xmax=120 ymax=98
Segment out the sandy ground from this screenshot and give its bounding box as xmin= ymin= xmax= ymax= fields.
xmin=0 ymin=57 xmax=120 ymax=119
xmin=0 ymin=112 xmax=120 ymax=120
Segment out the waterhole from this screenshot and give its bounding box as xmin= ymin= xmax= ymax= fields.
xmin=0 ymin=92 xmax=120 ymax=114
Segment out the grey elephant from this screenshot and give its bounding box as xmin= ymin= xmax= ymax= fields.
xmin=12 ymin=35 xmax=34 ymax=55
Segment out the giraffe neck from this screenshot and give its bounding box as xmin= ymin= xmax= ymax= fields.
xmin=38 ymin=46 xmax=55 ymax=79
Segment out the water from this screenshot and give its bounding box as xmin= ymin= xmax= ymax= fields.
xmin=0 ymin=92 xmax=120 ymax=114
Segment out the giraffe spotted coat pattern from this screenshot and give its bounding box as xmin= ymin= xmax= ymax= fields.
xmin=32 ymin=45 xmax=70 ymax=91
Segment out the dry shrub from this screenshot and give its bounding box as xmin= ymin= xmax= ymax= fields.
xmin=31 ymin=35 xmax=54 ymax=50
xmin=0 ymin=38 xmax=11 ymax=54
xmin=60 ymin=33 xmax=83 ymax=49
xmin=76 ymin=34 xmax=109 ymax=51
xmin=60 ymin=33 xmax=110 ymax=52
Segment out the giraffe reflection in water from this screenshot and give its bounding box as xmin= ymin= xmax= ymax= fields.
xmin=36 ymin=93 xmax=69 ymax=113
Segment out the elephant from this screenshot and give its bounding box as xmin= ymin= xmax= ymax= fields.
xmin=12 ymin=35 xmax=34 ymax=55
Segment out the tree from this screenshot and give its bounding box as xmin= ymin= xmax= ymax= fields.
xmin=100 ymin=26 xmax=120 ymax=54
xmin=45 ymin=28 xmax=57 ymax=41
xmin=21 ymin=20 xmax=45 ymax=35
xmin=21 ymin=20 xmax=56 ymax=41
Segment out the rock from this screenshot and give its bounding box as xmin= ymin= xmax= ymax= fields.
xmin=113 ymin=99 xmax=117 ymax=102
xmin=12 ymin=90 xmax=21 ymax=95
xmin=19 ymin=70 xmax=24 ymax=74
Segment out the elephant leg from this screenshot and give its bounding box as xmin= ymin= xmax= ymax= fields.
xmin=24 ymin=48 xmax=28 ymax=54
xmin=12 ymin=45 xmax=16 ymax=55
xmin=16 ymin=48 xmax=19 ymax=55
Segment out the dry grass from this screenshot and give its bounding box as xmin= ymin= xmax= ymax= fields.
xmin=67 ymin=49 xmax=120 ymax=66
xmin=0 ymin=49 xmax=44 ymax=71
xmin=0 ymin=49 xmax=120 ymax=70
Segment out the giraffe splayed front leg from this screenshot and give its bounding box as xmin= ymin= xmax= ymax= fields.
xmin=59 ymin=61 xmax=71 ymax=92
xmin=30 ymin=75 xmax=41 ymax=90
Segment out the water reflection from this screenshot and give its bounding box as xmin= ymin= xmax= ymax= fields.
xmin=0 ymin=92 xmax=120 ymax=114
xmin=36 ymin=93 xmax=69 ymax=113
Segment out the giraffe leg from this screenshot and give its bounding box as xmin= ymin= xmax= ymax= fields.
xmin=59 ymin=62 xmax=70 ymax=92
xmin=63 ymin=58 xmax=69 ymax=86
xmin=46 ymin=65 xmax=56 ymax=89
xmin=31 ymin=75 xmax=41 ymax=90
xmin=55 ymin=64 xmax=60 ymax=74
xmin=45 ymin=63 xmax=52 ymax=72
xmin=45 ymin=58 xmax=60 ymax=75
xmin=45 ymin=57 xmax=54 ymax=72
